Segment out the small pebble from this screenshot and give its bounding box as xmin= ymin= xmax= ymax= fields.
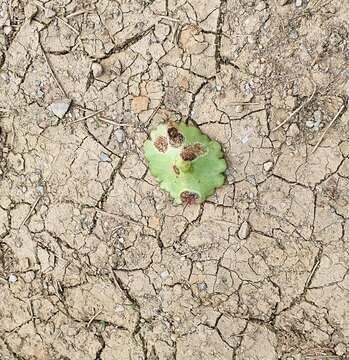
xmin=238 ymin=221 xmax=251 ymax=239
xmin=313 ymin=110 xmax=322 ymax=122
xmin=197 ymin=282 xmax=208 ymax=291
xmin=160 ymin=271 xmax=170 ymax=279
xmin=115 ymin=304 xmax=124 ymax=312
xmin=8 ymin=274 xmax=17 ymax=284
xmin=92 ymin=62 xmax=103 ymax=78
xmin=100 ymin=152 xmax=112 ymax=162
xmin=289 ymin=30 xmax=299 ymax=40
xmin=263 ymin=161 xmax=273 ymax=172
xmin=215 ymin=84 xmax=224 ymax=92
xmin=295 ymin=0 xmax=302 ymax=7
xmin=36 ymin=89 xmax=45 ymax=98
xmin=36 ymin=185 xmax=44 ymax=194
xmin=48 ymin=98 xmax=71 ymax=119
xmin=115 ymin=129 xmax=125 ymax=143
xmin=305 ymin=120 xmax=314 ymax=128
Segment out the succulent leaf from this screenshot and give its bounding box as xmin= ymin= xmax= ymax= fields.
xmin=144 ymin=122 xmax=227 ymax=204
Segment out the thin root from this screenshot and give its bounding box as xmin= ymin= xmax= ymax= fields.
xmin=312 ymin=103 xmax=346 ymax=154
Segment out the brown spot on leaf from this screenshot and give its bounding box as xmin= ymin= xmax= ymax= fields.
xmin=181 ymin=144 xmax=206 ymax=161
xmin=167 ymin=126 xmax=184 ymax=146
xmin=154 ymin=136 xmax=168 ymax=152
xmin=173 ymin=165 xmax=180 ymax=176
xmin=180 ymin=191 xmax=199 ymax=204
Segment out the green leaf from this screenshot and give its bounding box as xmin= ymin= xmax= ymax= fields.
xmin=144 ymin=122 xmax=227 ymax=204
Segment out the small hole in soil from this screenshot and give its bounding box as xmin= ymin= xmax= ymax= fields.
xmin=180 ymin=191 xmax=199 ymax=204
xmin=181 ymin=144 xmax=206 ymax=161
xmin=154 ymin=136 xmax=168 ymax=152
xmin=167 ymin=126 xmax=184 ymax=146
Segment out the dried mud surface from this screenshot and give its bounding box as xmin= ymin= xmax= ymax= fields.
xmin=0 ymin=0 xmax=349 ymax=359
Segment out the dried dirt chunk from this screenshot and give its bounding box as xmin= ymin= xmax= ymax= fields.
xmin=180 ymin=191 xmax=199 ymax=204
xmin=181 ymin=144 xmax=206 ymax=161
xmin=167 ymin=126 xmax=184 ymax=147
xmin=154 ymin=136 xmax=168 ymax=152
xmin=132 ymin=96 xmax=149 ymax=113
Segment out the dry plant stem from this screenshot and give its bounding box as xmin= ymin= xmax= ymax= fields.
xmin=312 ymin=104 xmax=346 ymax=154
xmin=146 ymin=102 xmax=162 ymax=124
xmin=98 ymin=116 xmax=134 ymax=127
xmin=39 ymin=41 xmax=67 ymax=97
xmin=109 ymin=266 xmax=123 ymax=293
xmin=66 ymin=10 xmax=87 ymax=19
xmin=56 ymin=16 xmax=79 ymax=35
xmin=87 ymin=310 xmax=102 ymax=328
xmin=159 ymin=15 xmax=181 ymax=22
xmin=70 ymin=109 xmax=106 ymax=124
xmin=272 ymin=84 xmax=317 ymax=132
xmin=19 ymin=196 xmax=42 ymax=229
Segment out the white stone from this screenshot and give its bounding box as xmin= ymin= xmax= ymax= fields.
xmin=100 ymin=152 xmax=111 ymax=162
xmin=115 ymin=129 xmax=125 ymax=143
xmin=305 ymin=119 xmax=314 ymax=128
xmin=92 ymin=62 xmax=103 ymax=78
xmin=48 ymin=98 xmax=71 ymax=119
xmin=160 ymin=271 xmax=170 ymax=279
xmin=238 ymin=221 xmax=250 ymax=239
xmin=8 ymin=274 xmax=17 ymax=284
xmin=263 ymin=161 xmax=273 ymax=172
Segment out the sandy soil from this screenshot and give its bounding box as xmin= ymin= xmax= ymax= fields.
xmin=0 ymin=0 xmax=349 ymax=359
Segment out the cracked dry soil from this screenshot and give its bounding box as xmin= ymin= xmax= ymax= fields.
xmin=0 ymin=0 xmax=349 ymax=359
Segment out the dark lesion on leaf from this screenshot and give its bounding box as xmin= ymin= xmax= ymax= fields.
xmin=181 ymin=144 xmax=206 ymax=161
xmin=173 ymin=165 xmax=180 ymax=176
xmin=180 ymin=191 xmax=199 ymax=204
xmin=154 ymin=136 xmax=168 ymax=152
xmin=167 ymin=126 xmax=184 ymax=146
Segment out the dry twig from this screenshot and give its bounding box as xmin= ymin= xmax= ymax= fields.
xmin=87 ymin=310 xmax=103 ymax=328
xmin=39 ymin=40 xmax=67 ymax=97
xmin=312 ymin=103 xmax=346 ymax=154
xmin=70 ymin=109 xmax=107 ymax=124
